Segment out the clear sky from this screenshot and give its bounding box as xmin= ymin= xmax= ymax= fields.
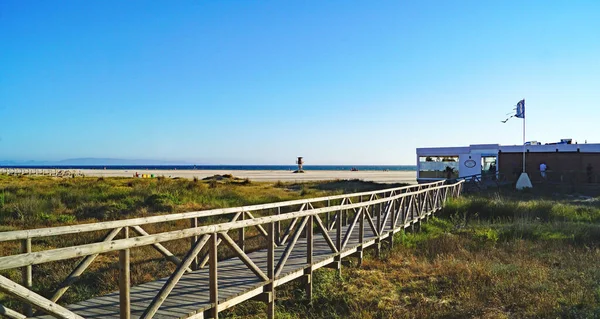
xmin=1 ymin=1 xmax=599 ymax=165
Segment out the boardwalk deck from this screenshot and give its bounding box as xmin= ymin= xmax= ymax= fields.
xmin=0 ymin=180 xmax=463 ymax=319
xmin=37 ymin=213 xmax=420 ymax=319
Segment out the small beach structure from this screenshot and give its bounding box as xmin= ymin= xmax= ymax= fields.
xmin=417 ymin=140 xmax=600 ymax=184
xmin=294 ymin=156 xmax=304 ymax=173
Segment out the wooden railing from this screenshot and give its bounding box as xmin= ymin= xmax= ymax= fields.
xmin=0 ymin=168 xmax=84 ymax=177
xmin=0 ymin=180 xmax=463 ymax=319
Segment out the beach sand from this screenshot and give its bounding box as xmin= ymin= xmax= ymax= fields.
xmin=80 ymin=169 xmax=417 ymax=184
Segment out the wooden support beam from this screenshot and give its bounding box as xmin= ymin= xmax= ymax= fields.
xmin=191 ymin=218 xmax=199 ymax=270
xmin=51 ymin=227 xmax=122 ymax=303
xmin=0 ymin=304 xmax=25 ymax=319
xmin=209 ymin=233 xmax=218 ymax=319
xmin=0 ymin=275 xmax=83 ymax=319
xmin=335 ymin=209 xmax=342 ymax=277
xmin=306 ymin=215 xmax=313 ymax=301
xmin=131 ymin=225 xmax=193 ymax=272
xmin=21 ymin=238 xmax=32 ymax=317
xmin=363 ymin=210 xmax=380 ymax=237
xmin=341 ymin=208 xmax=362 ymax=249
xmin=280 ymin=217 xmax=299 ymax=245
xmin=119 ymin=227 xmax=130 ymax=319
xmin=140 ymin=234 xmax=210 ymax=319
xmin=313 ymin=215 xmax=338 ymax=253
xmin=358 ymin=204 xmax=364 ymax=266
xmin=244 ymin=211 xmax=269 ymax=238
xmin=238 ymin=212 xmax=245 ymax=252
xmin=219 ymin=232 xmax=268 ymax=281
xmin=199 ymin=212 xmax=242 ymax=268
xmin=267 ymin=222 xmax=275 ymax=319
xmin=276 ymin=207 xmax=281 ymax=246
xmin=275 ymin=216 xmax=309 ymax=277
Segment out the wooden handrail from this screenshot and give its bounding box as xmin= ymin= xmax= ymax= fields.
xmin=0 ymin=181 xmax=444 ymax=242
xmin=0 ymin=181 xmax=461 ymax=271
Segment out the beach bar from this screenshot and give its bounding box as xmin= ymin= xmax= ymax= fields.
xmin=417 ymin=141 xmax=600 ymax=184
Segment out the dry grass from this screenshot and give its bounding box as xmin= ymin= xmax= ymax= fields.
xmin=225 ymin=194 xmax=600 ymax=319
xmin=0 ymin=175 xmax=398 ymax=310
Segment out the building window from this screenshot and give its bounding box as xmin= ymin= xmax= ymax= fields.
xmin=419 ymin=156 xmax=459 ymax=179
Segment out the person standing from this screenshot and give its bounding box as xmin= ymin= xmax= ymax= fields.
xmin=586 ymin=163 xmax=593 ymax=183
xmin=540 ymin=162 xmax=547 ymax=180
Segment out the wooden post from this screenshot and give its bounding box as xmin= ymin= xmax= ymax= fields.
xmin=21 ymin=238 xmax=32 ymax=317
xmin=376 ymin=202 xmax=382 ymax=258
xmin=358 ymin=208 xmax=364 ymax=267
xmin=276 ymin=207 xmax=281 ymax=246
xmin=377 ymin=202 xmax=382 ymax=234
xmin=335 ymin=210 xmax=342 ymax=276
xmin=209 ymin=233 xmax=218 ymax=319
xmin=191 ymin=217 xmax=199 ymax=271
xmin=389 ymin=200 xmax=395 ymax=249
xmin=267 ymin=222 xmax=275 ymax=319
xmin=239 ymin=212 xmax=245 ymax=252
xmin=326 ymin=199 xmax=331 ymax=230
xmin=119 ymin=227 xmax=130 ymax=319
xmin=305 ymin=216 xmax=313 ymax=301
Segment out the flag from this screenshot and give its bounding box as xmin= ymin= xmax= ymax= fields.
xmin=516 ymin=99 xmax=525 ymax=118
xmin=501 ymin=99 xmax=525 ymax=123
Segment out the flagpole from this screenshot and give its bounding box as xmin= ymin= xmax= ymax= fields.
xmin=522 ymin=110 xmax=526 ymax=173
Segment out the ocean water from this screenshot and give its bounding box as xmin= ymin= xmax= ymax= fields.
xmin=0 ymin=165 xmax=416 ymax=171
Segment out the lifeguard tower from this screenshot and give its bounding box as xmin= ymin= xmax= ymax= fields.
xmin=294 ymin=157 xmax=305 ymax=173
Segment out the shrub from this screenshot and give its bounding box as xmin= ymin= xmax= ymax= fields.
xmin=144 ymin=193 xmax=177 ymax=212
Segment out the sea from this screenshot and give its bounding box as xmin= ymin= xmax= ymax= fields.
xmin=0 ymin=165 xmax=416 ymax=171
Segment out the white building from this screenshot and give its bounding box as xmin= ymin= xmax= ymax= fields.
xmin=416 ymin=141 xmax=600 ymax=183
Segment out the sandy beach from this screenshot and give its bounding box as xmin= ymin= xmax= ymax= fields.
xmin=79 ymin=169 xmax=417 ymax=184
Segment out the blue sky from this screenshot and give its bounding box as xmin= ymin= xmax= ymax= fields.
xmin=1 ymin=1 xmax=599 ymax=164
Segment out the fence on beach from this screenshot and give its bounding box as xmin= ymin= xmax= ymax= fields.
xmin=0 ymin=168 xmax=84 ymax=178
xmin=0 ymin=180 xmax=463 ymax=319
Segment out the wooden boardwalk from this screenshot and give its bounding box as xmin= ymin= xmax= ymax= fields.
xmin=0 ymin=180 xmax=463 ymax=319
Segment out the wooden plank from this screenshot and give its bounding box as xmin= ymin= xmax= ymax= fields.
xmin=21 ymin=238 xmax=32 ymax=317
xmin=266 ymin=222 xmax=275 ymax=319
xmin=0 ymin=275 xmax=84 ymax=319
xmin=140 ymin=234 xmax=210 ymax=319
xmin=119 ymin=227 xmax=130 ymax=319
xmin=305 ymin=215 xmax=313 ymax=300
xmin=209 ymin=233 xmax=218 ymax=318
xmin=191 ymin=217 xmax=199 ymax=271
xmin=0 ymin=304 xmax=26 ymax=319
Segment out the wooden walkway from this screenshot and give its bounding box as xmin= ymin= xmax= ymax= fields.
xmin=0 ymin=180 xmax=463 ymax=319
